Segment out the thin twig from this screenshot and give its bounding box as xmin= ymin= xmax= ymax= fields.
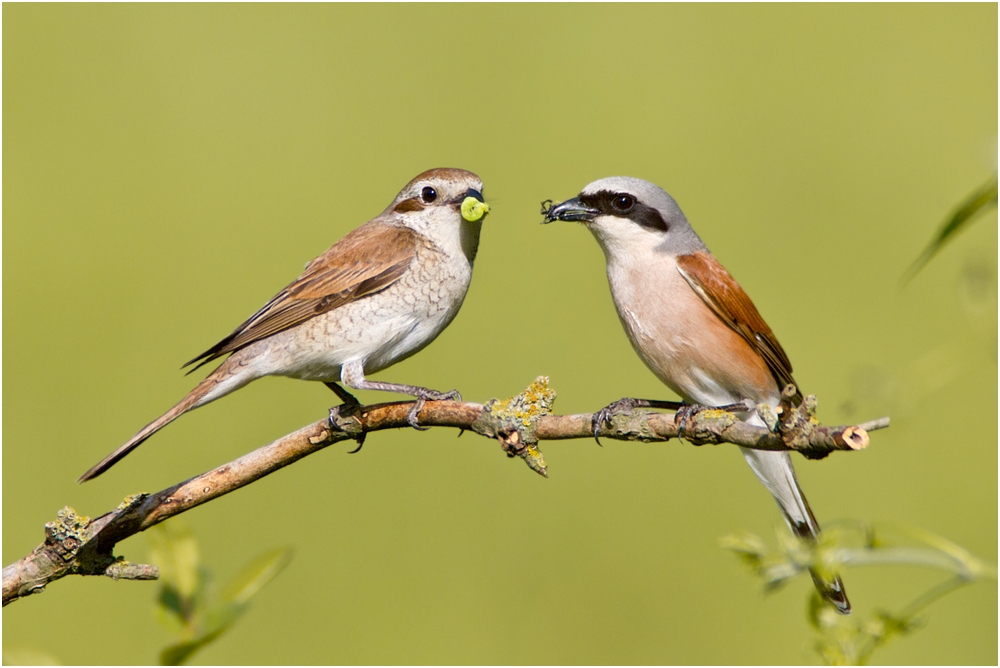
xmin=2 ymin=382 xmax=888 ymax=607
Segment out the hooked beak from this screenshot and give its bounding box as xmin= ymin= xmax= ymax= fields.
xmin=540 ymin=197 xmax=599 ymax=224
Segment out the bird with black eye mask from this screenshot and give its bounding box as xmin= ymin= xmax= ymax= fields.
xmin=544 ymin=176 xmax=851 ymax=614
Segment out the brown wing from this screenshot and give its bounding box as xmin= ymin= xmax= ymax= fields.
xmin=676 ymin=251 xmax=798 ymax=397
xmin=184 ymin=222 xmax=419 ymax=370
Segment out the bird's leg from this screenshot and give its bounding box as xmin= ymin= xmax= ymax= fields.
xmin=592 ymin=398 xmax=685 ymax=445
xmin=362 ymin=384 xmax=461 ymax=431
xmin=325 ymin=380 xmax=360 ymax=405
xmin=340 ymin=361 xmax=461 ymax=431
xmin=324 ymin=381 xmax=366 ymax=453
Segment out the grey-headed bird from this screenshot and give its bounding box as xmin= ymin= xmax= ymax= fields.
xmin=543 ymin=176 xmax=850 ymax=614
xmin=80 ymin=168 xmax=490 ymax=482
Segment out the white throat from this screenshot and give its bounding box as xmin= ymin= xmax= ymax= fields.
xmin=403 ymin=208 xmax=483 ymax=265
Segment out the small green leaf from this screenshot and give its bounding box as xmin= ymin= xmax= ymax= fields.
xmin=155 ymin=586 xmax=188 ymax=635
xmin=148 ymin=522 xmax=208 ymax=633
xmin=725 ymin=522 xmax=996 ymax=665
xmin=158 ymin=602 xmax=247 ymax=665
xmin=200 ymin=601 xmax=248 ymax=636
xmin=160 ymin=626 xmax=230 ymax=667
xmin=147 ymin=521 xmax=201 ymax=602
xmin=870 ymin=610 xmax=920 ymax=643
xmin=807 ymin=591 xmax=836 ymax=632
xmin=721 ymin=528 xmax=809 ymax=589
xmin=904 ymin=175 xmax=998 ymax=282
xmin=156 ymin=548 xmax=294 ymax=665
xmin=219 ymin=547 xmax=295 ymax=605
xmin=719 ymin=531 xmax=767 ymax=559
xmin=896 ymin=524 xmax=996 ymax=579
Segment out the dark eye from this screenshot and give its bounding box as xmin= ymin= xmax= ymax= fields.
xmin=421 ymin=186 xmax=437 ymax=203
xmin=611 ymin=194 xmax=635 ymax=213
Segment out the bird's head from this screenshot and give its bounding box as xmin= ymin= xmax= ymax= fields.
xmin=542 ymin=176 xmax=705 ymax=260
xmin=389 ymin=168 xmax=489 ymax=262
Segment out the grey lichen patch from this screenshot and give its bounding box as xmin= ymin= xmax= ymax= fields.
xmin=756 ymin=403 xmax=780 ymax=432
xmin=803 ymin=394 xmax=819 ymax=422
xmin=474 ymin=377 xmax=553 ymax=477
xmin=607 ymin=410 xmax=661 ymax=442
xmin=105 ymin=558 xmax=159 ymax=581
xmin=11 ymin=506 xmax=101 ymax=598
xmin=44 ymin=506 xmax=91 ymax=563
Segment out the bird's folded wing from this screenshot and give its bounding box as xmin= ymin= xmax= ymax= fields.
xmin=185 ymin=222 xmax=420 ymax=369
xmin=676 ymin=251 xmax=797 ymax=395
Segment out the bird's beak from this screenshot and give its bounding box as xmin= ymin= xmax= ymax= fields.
xmin=540 ymin=197 xmax=599 ymax=224
xmin=458 ymin=188 xmax=490 ymax=222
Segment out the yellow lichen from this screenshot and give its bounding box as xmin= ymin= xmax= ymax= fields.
xmin=523 ymin=444 xmax=548 ymax=478
xmin=696 ymin=408 xmax=736 ymax=421
xmin=51 ymin=506 xmax=90 ymax=533
xmin=116 ymin=494 xmax=144 ymax=512
xmin=489 ymin=376 xmax=556 ymax=426
xmin=476 ymin=377 xmax=555 ymax=478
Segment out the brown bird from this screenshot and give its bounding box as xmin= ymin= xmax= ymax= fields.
xmin=80 ymin=168 xmax=490 ymax=482
xmin=544 ymin=176 xmax=850 ymax=614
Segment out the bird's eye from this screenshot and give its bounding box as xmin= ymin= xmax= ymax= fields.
xmin=421 ymin=186 xmax=437 ymax=203
xmin=611 ymin=194 xmax=635 ymax=213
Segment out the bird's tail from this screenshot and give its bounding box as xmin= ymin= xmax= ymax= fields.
xmin=740 ymin=444 xmax=851 ymax=614
xmin=78 ymin=362 xmax=252 ymax=483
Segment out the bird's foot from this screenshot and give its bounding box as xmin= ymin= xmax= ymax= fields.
xmin=674 ymin=403 xmax=705 ymax=442
xmin=674 ymin=400 xmax=752 ymax=442
xmin=592 ymin=398 xmax=638 ymax=445
xmin=406 ymin=388 xmax=462 ymax=430
xmin=591 ymin=397 xmax=684 ymax=445
xmin=328 ymin=398 xmax=366 ymax=453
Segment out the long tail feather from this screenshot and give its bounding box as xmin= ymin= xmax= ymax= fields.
xmin=78 ymin=362 xmax=251 ymax=482
xmin=740 ymin=445 xmax=851 ymax=614
xmin=78 ymin=398 xmax=196 ymax=482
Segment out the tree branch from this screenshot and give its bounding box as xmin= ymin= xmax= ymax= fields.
xmin=2 ymin=377 xmax=887 ymax=606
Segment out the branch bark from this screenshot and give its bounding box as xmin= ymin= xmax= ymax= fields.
xmin=2 ymin=378 xmax=888 ymax=607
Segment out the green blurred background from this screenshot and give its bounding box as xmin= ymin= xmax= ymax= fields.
xmin=4 ymin=4 xmax=996 ymax=664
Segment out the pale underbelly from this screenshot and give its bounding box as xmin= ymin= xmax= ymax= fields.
xmin=238 ymin=285 xmax=466 ymax=383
